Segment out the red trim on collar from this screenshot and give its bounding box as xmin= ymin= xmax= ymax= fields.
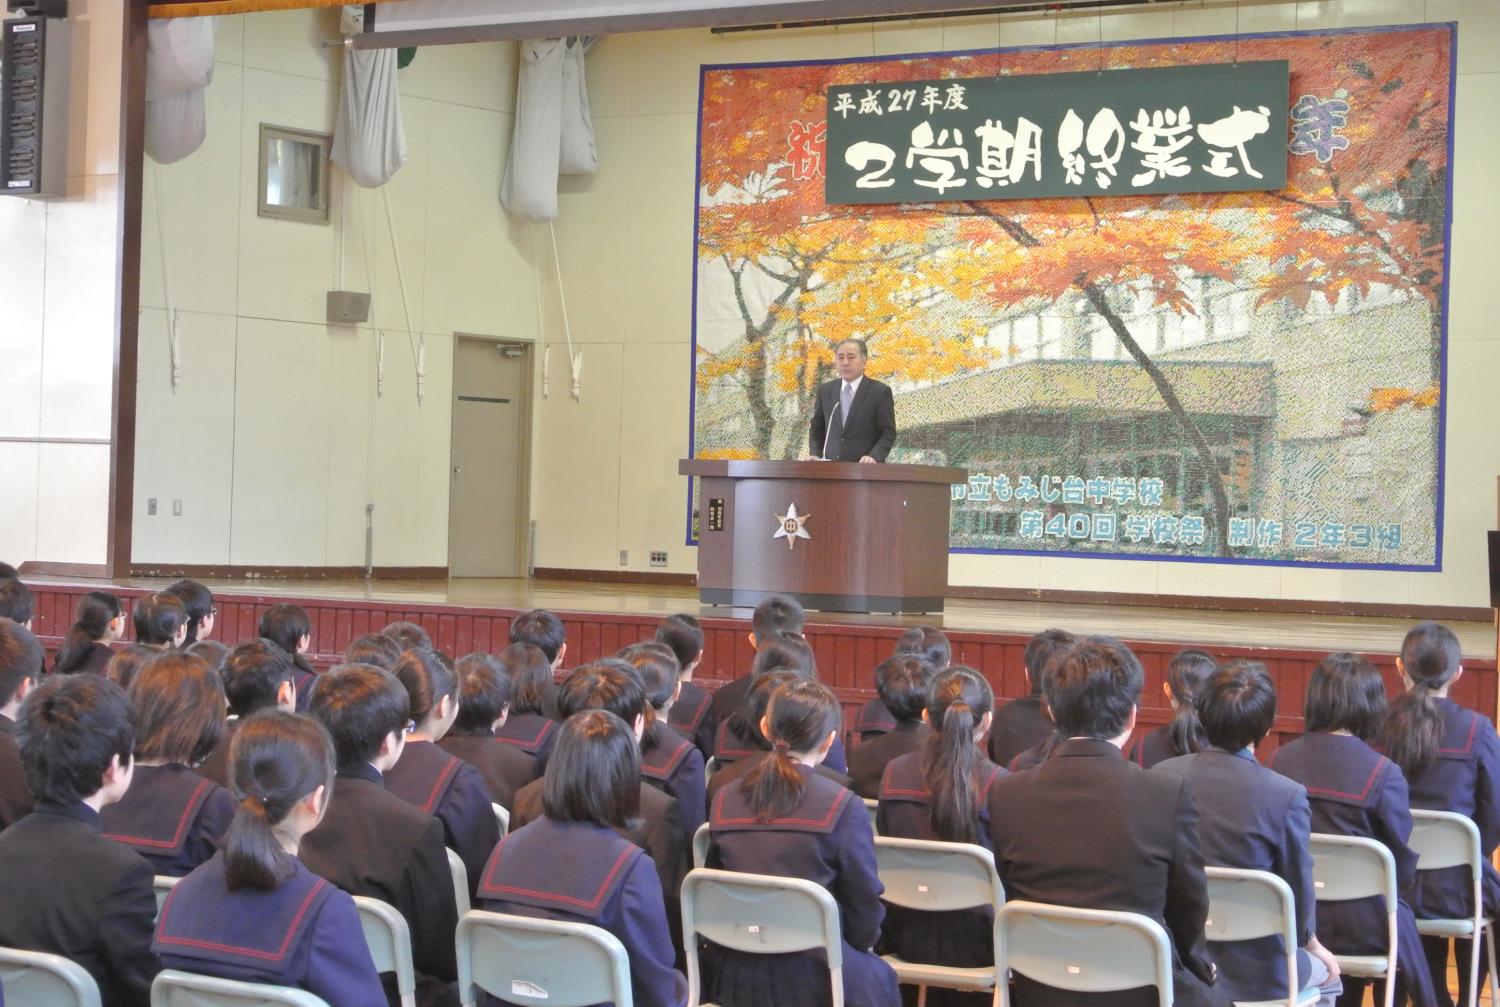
xmin=481 ymin=843 xmax=635 ymax=910
xmin=103 ymin=777 xmax=215 ymax=851
xmin=1300 ymin=758 xmax=1389 ymax=802
xmin=419 ymin=756 xmax=463 ymax=815
xmin=156 ymin=879 xmax=327 ymax=962
xmin=674 ymin=690 xmax=712 ymax=731
xmin=642 ymin=737 xmax=692 ymax=781
xmin=1438 ymin=712 xmax=1481 ymax=756
xmin=714 ymin=721 xmax=755 ymax=760
xmin=496 ymin=718 xmax=555 ymax=752
xmin=710 ymin=782 xmax=851 ymax=828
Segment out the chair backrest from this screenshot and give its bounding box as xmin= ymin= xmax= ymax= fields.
xmin=353 ymin=897 xmax=416 ymax=1007
xmin=862 ymin=798 xmax=880 ymax=835
xmin=1409 ymin=810 xmax=1482 ymax=877
xmin=0 ymin=947 xmax=102 ymax=1007
xmin=1204 ymin=867 xmax=1299 ymax=1007
xmin=704 ymin=756 xmax=720 ymax=779
xmin=996 ymin=901 xmax=1173 ymax=1005
xmin=150 ymin=969 xmax=330 ymax=1007
xmin=492 ymin=802 xmax=510 ymax=836
xmin=153 ymin=875 xmax=180 ymax=920
xmin=1308 ymin=833 xmax=1397 ymax=904
xmin=692 ymin=821 xmax=710 ymax=869
xmin=456 ymin=910 xmax=631 ymax=1007
xmin=680 ymin=868 xmax=844 ymax=1007
xmin=873 ymin=836 xmax=1003 ymax=914
xmin=447 ymin=847 xmax=471 ymax=916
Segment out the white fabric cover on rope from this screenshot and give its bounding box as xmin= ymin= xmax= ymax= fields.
xmin=500 ymin=36 xmax=597 ymax=222
xmin=145 ymin=17 xmax=215 ymax=164
xmin=332 ymin=47 xmax=408 ymax=189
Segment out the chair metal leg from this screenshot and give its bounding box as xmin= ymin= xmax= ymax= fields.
xmin=916 ymin=985 xmax=927 ymax=1007
xmin=1471 ymin=930 xmax=1484 ymax=1007
xmin=1485 ymin=924 xmax=1498 ymax=1007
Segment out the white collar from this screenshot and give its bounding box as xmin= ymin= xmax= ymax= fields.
xmin=841 ymin=375 xmax=863 ymax=394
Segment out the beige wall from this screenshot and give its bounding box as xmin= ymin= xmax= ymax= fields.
xmin=0 ymin=0 xmax=123 ymax=567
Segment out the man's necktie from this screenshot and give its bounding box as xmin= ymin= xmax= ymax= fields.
xmin=824 ymin=382 xmax=853 ymax=459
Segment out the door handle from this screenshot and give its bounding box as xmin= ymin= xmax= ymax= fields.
xmin=453 ymin=466 xmax=462 ymax=475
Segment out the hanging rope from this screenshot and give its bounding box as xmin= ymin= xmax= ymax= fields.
xmin=151 ymin=159 xmax=182 ymax=391
xmin=548 ymin=219 xmax=583 ymax=400
xmin=380 ymin=185 xmax=425 ymax=405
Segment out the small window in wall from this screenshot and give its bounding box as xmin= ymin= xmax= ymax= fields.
xmin=258 ymin=125 xmax=332 ymax=224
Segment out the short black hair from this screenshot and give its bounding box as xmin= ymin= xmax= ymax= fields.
xmin=556 ymin=659 xmax=648 ymax=724
xmin=1024 ymin=629 xmax=1077 ymax=697
xmin=0 ymin=562 xmax=18 ymax=580
xmin=0 ymin=580 xmax=34 ymax=625
xmin=751 ymin=632 xmax=815 ymax=679
xmin=875 ymin=654 xmax=933 ymax=723
xmin=381 ymin=621 xmax=432 ymax=652
xmin=18 ymin=673 xmax=135 ymax=804
xmin=307 ymin=665 xmax=411 ymax=770
xmin=510 ymin=610 xmax=566 ymax=663
xmin=221 ymin=639 xmax=297 ymax=717
xmin=453 ymin=653 xmax=510 ymax=731
xmin=751 ymin=595 xmax=804 ymax=644
xmin=1196 ymin=660 xmax=1278 ymax=753
xmin=0 ymin=618 xmax=43 ymax=706
xmin=542 ymin=710 xmax=641 ymax=829
xmin=894 ymin=626 xmax=950 ymax=670
xmin=616 ymin=642 xmax=678 ymax=710
xmin=1043 ymin=636 xmax=1144 ymax=739
xmin=655 ymin=614 xmax=704 ymax=672
xmin=500 ymin=643 xmax=555 ymax=716
xmin=258 ymin=604 xmax=312 ymax=656
xmin=1304 ymin=652 xmax=1387 ymax=742
xmin=163 ymin=579 xmax=214 ymax=644
xmin=345 ymin=633 xmax=402 ymax=670
xmin=133 ymin=592 xmax=187 ymax=645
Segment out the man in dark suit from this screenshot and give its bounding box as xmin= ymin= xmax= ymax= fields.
xmin=0 ymin=671 xmax=160 ymax=1007
xmin=986 ymin=636 xmax=1227 ymax=1007
xmin=808 ymin=338 xmax=897 ymax=463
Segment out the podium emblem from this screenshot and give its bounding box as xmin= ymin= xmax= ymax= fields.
xmin=773 ymin=504 xmax=811 ymax=550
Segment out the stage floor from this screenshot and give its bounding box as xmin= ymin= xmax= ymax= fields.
xmin=49 ymin=574 xmax=1496 ymax=660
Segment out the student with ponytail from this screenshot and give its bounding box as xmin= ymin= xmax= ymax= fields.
xmin=1377 ymin=622 xmax=1500 ymax=1006
xmin=705 ymin=679 xmax=899 ymax=1007
xmin=258 ymin=604 xmax=318 ymax=711
xmin=383 ymin=647 xmax=500 ymax=897
xmin=52 ymin=591 xmax=125 ymax=675
xmin=877 ymin=667 xmax=1003 ymax=1005
xmin=1125 ymin=648 xmax=1216 ymax=768
xmin=153 ymin=711 xmax=385 ymax=1006
xmin=706 ymin=670 xmax=852 ymax=803
xmin=163 ymin=580 xmax=215 ymax=646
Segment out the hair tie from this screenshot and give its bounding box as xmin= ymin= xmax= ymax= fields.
xmin=772 ymin=738 xmax=791 ymax=755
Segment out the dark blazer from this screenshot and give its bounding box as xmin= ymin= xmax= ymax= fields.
xmin=155 ymin=853 xmax=386 ymax=1007
xmin=847 ymin=722 xmax=928 ymax=799
xmin=668 ymin=680 xmax=715 ymax=757
xmin=298 ymin=764 xmax=459 ymax=984
xmin=985 ymin=738 xmax=1224 ymax=1007
xmin=808 ymin=376 xmax=897 ymax=462
xmin=0 ymin=713 xmax=35 ymax=830
xmin=1127 ymin=724 xmax=1182 ymax=769
xmin=383 ymin=739 xmax=501 ymax=900
xmin=1154 ymin=747 xmax=1316 ymax=1002
xmin=706 ymin=676 xmax=753 ymax=755
xmin=438 ymin=729 xmax=538 ymax=811
xmin=99 ymin=763 xmax=237 ymax=877
xmin=986 ymin=696 xmax=1054 ymax=768
xmin=0 ymin=801 xmax=160 ymax=1007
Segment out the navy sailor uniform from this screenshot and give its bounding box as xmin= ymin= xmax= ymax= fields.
xmin=713 ymin=718 xmax=848 ymax=775
xmin=706 ymin=676 xmax=753 ymax=757
xmin=477 ymin=816 xmax=688 ymax=1007
xmin=853 ymin=697 xmax=896 ymax=742
xmin=99 ymin=763 xmax=237 ymax=877
xmin=384 ymin=738 xmax=501 ymax=900
xmin=668 ymin=680 xmax=715 ymax=757
xmin=0 ymin=712 xmax=35 ymax=831
xmin=494 ymin=713 xmax=557 ymax=775
xmin=154 ymin=852 xmax=386 ymax=1007
xmin=438 ymin=727 xmax=537 ymax=811
xmin=847 ymin=721 xmax=928 ymax=799
xmin=704 ymin=765 xmax=900 ymax=1007
xmin=705 ymin=750 xmax=852 ymax=806
xmin=1126 ymin=723 xmax=1180 ymax=769
xmin=985 ymin=695 xmax=1052 ymax=769
xmin=1269 ymin=732 xmax=1437 ymax=1007
xmin=641 ymin=722 xmax=707 ymax=846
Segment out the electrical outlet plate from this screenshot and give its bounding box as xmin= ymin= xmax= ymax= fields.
xmin=618 ymin=549 xmax=629 ymax=566
xmin=147 ymin=498 xmax=157 ymax=516
xmin=649 ymin=551 xmax=668 ymax=567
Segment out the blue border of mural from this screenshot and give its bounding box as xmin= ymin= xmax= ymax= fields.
xmin=684 ymin=21 xmax=1458 ymax=575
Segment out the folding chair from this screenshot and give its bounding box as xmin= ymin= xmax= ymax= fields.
xmin=1408 ymin=810 xmax=1500 ymax=1007
xmin=704 ymin=757 xmax=720 ymax=780
xmin=874 ymin=836 xmax=1003 ymax=1007
xmin=862 ymin=798 xmax=880 ymax=835
xmin=692 ymin=821 xmax=711 ymax=869
xmin=456 ymin=910 xmax=631 ymax=1007
xmin=680 ymin=867 xmax=844 ymax=1007
xmin=153 ymin=875 xmax=181 ymax=920
xmin=150 ymin=969 xmax=329 ymax=1006
xmin=447 ymin=847 xmax=471 ymax=916
xmin=492 ymin=802 xmax=510 ymax=836
xmin=0 ymin=947 xmax=101 ymax=1007
xmin=996 ymin=901 xmax=1173 ymax=1007
xmin=1204 ymin=866 xmax=1318 ymax=1007
xmin=1308 ymin=833 xmax=1399 ymax=1007
xmin=353 ymin=896 xmax=417 ymax=1007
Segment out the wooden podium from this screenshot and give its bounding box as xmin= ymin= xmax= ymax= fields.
xmin=680 ymin=459 xmax=965 ymax=614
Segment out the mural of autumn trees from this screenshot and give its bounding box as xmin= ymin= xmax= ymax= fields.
xmin=691 ymin=25 xmax=1452 ymax=567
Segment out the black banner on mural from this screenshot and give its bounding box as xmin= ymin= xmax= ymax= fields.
xmin=824 ymin=60 xmax=1290 ymax=204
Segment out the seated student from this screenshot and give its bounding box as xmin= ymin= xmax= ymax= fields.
xmin=164 ymin=579 xmax=216 ymax=645
xmin=0 ymin=674 xmax=160 ymax=1006
xmin=0 ymin=618 xmax=40 ymax=830
xmin=300 ymin=665 xmax=459 ymax=997
xmin=384 ymin=648 xmax=499 ymax=898
xmin=707 ymin=594 xmax=805 ymax=744
xmin=705 ymin=679 xmax=899 ymax=1007
xmin=1269 ymin=653 xmax=1436 ymax=1007
xmin=855 ymin=627 xmax=951 ymax=741
xmin=185 ymin=639 xmax=230 ymax=673
xmin=134 ymin=591 xmax=188 ymax=650
xmin=382 ymin=620 xmax=432 ymax=653
xmin=0 ymin=578 xmax=34 ymax=630
xmin=714 ymin=633 xmax=848 ymax=774
xmin=52 ymin=590 xmax=126 ymax=675
xmin=985 ymin=637 xmax=1225 ymax=1007
xmin=259 ymin=604 xmax=319 ymax=711
xmin=1154 ymin=661 xmax=1342 ymax=1006
xmin=100 ymin=654 xmax=236 ymax=876
xmin=1376 ymin=622 xmax=1500 ymax=1007
xmin=619 ymin=641 xmax=708 ymax=845
xmin=477 ymin=710 xmax=688 ymax=1007
xmin=154 ymin=711 xmax=386 ymax=1007
xmin=877 ymin=667 xmax=1003 ymax=1005
xmin=105 ymin=642 xmax=162 ymax=690
xmin=708 ymin=671 xmax=852 ymax=803
xmin=1126 ymin=648 xmax=1216 ymax=769
xmin=657 ymin=613 xmax=715 ymax=756
xmin=346 ymin=632 xmax=403 ymax=670
xmin=986 ymin=628 xmax=1074 ymax=767
xmin=508 ymin=609 xmax=567 ymax=720
xmin=493 ymin=642 xmax=560 ymax=766
xmin=439 ymin=653 xmax=536 ymax=810
xmin=199 ymin=639 xmax=299 ymax=787
xmin=848 ymin=655 xmax=934 ymax=798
